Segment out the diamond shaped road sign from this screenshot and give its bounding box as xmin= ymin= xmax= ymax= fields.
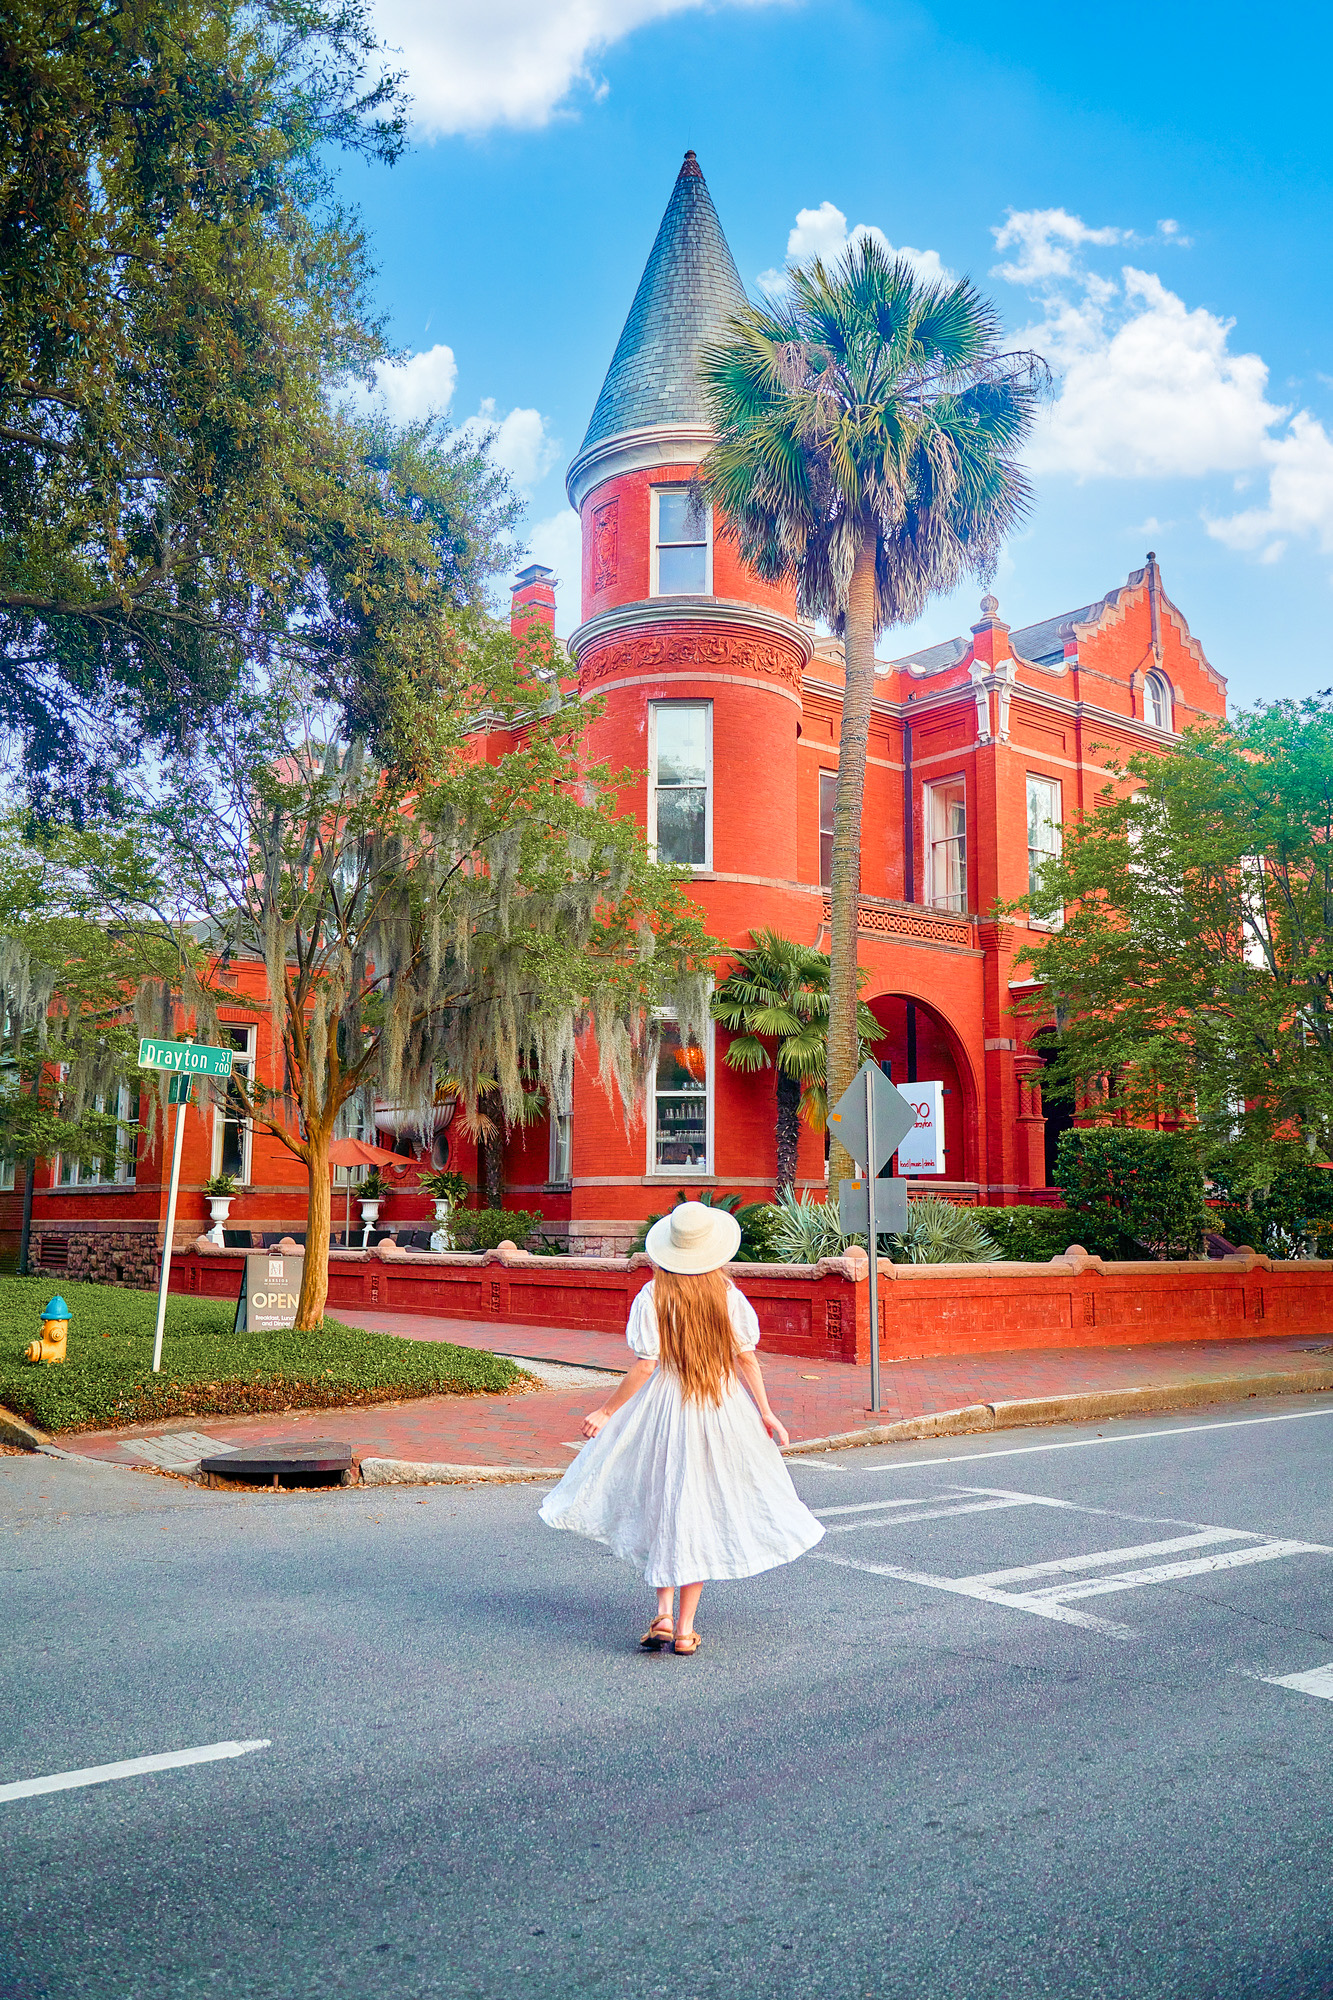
xmin=828 ymin=1060 xmax=916 ymax=1175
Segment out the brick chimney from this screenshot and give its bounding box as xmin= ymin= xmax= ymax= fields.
xmin=510 ymin=563 xmax=556 ymax=636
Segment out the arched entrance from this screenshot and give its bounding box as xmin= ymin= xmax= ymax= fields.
xmin=864 ymin=993 xmax=979 ymax=1189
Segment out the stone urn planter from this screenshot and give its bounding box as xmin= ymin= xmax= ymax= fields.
xmin=206 ymin=1195 xmax=233 ymax=1247
xmin=430 ymin=1199 xmax=453 ymax=1253
xmin=358 ymin=1197 xmax=382 ymax=1230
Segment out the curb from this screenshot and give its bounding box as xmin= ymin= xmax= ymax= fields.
xmin=0 ymin=1402 xmax=49 ymax=1452
xmin=780 ymin=1365 xmax=1333 ymax=1456
xmin=359 ymin=1456 xmax=568 ymax=1487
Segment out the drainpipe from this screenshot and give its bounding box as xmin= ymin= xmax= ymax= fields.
xmin=902 ymin=713 xmax=917 ymax=1083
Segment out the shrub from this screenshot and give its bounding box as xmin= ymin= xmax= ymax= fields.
xmin=630 ymin=1190 xmax=779 ymax=1262
xmin=886 ymin=1195 xmax=1000 ymax=1265
xmin=1207 ymin=1143 xmax=1333 ymax=1259
xmin=771 ymin=1189 xmax=1000 ymax=1265
xmin=448 ymin=1207 xmax=544 ymax=1252
xmin=1054 ymin=1128 xmax=1207 ymax=1260
xmin=970 ymin=1206 xmax=1080 ymax=1263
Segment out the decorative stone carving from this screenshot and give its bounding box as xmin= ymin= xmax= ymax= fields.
xmin=579 ymin=626 xmax=804 ymax=694
xmin=592 ymin=499 xmax=619 ymax=591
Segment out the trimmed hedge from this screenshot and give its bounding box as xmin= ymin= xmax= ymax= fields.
xmin=448 ymin=1207 xmax=544 ymax=1252
xmin=0 ymin=1276 xmax=523 ymax=1434
xmin=1054 ymin=1128 xmax=1207 ymax=1260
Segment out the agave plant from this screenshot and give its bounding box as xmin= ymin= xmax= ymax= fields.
xmin=770 ymin=1187 xmax=1000 ymax=1265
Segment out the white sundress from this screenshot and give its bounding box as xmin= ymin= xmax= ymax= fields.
xmin=538 ymin=1279 xmax=825 ymax=1588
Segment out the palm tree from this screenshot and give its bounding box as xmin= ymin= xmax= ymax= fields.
xmin=699 ymin=239 xmax=1044 ymax=1185
xmin=712 ymin=929 xmax=880 ymax=1196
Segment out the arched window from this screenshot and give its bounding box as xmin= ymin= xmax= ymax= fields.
xmin=1145 ymin=671 xmax=1172 ymax=730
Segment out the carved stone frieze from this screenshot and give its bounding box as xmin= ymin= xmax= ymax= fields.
xmin=579 ymin=625 xmax=805 ymax=695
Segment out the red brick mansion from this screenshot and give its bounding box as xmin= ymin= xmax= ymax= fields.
xmin=6 ymin=152 xmax=1227 ymax=1275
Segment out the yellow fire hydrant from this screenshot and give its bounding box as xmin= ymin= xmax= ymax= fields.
xmin=25 ymin=1295 xmax=69 ymax=1365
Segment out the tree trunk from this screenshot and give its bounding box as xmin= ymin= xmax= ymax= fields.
xmin=479 ymin=1087 xmax=504 ymax=1208
xmin=294 ymin=1129 xmax=332 ymax=1330
xmin=827 ymin=533 xmax=878 ymax=1190
xmin=774 ymin=1068 xmax=801 ymax=1198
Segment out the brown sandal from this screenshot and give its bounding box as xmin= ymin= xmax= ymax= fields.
xmin=640 ymin=1615 xmax=674 ymax=1651
xmin=672 ymin=1631 xmax=702 ymax=1655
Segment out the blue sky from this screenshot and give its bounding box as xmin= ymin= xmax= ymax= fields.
xmin=337 ymin=0 xmax=1333 ymax=708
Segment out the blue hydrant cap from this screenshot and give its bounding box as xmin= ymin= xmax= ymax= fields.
xmin=42 ymin=1296 xmax=70 ymax=1321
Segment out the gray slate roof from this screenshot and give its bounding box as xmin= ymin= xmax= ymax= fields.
xmin=575 ymin=153 xmax=747 ymax=460
xmin=888 ymin=568 xmax=1152 ymax=676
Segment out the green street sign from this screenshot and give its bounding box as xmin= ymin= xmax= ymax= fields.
xmin=138 ymin=1037 xmax=235 ymax=1079
xmin=167 ymin=1074 xmax=193 ymax=1105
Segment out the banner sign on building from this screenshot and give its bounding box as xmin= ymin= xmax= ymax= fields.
xmin=896 ymin=1081 xmax=946 ymax=1175
xmin=235 ymin=1252 xmax=304 ymax=1333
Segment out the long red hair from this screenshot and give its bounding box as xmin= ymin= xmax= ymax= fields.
xmin=652 ymin=1267 xmax=735 ymax=1405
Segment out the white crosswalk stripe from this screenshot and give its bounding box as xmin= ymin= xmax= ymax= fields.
xmin=812 ymin=1484 xmax=1332 ymax=1637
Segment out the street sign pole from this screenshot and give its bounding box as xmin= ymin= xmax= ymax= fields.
xmin=866 ymin=1064 xmax=881 ymax=1414
xmin=151 ymin=1075 xmax=191 ymax=1375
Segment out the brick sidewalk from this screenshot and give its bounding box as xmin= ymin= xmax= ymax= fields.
xmin=55 ymin=1310 xmax=1333 ymax=1474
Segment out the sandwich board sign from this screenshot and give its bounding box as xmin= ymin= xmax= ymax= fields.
xmin=236 ymin=1251 xmax=305 ymax=1333
xmin=896 ymin=1081 xmax=946 ymax=1175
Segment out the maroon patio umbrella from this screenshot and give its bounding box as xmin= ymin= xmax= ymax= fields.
xmin=328 ymin=1137 xmax=412 ymax=1245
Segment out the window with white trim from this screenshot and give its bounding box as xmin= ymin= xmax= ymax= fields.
xmin=1240 ymin=855 xmax=1270 ymax=971
xmin=649 ymin=1015 xmax=712 ymax=1176
xmin=649 ymin=702 xmax=711 ymax=869
xmin=54 ymin=1083 xmax=139 ymax=1187
xmin=1027 ymin=775 xmax=1063 ymax=929
xmin=818 ymin=768 xmax=837 ymax=887
xmin=332 ymin=1088 xmax=373 ymax=1186
xmin=212 ymin=1025 xmax=255 ymax=1184
xmin=548 ymin=1109 xmax=572 ymax=1186
xmin=1145 ymin=672 xmax=1172 ymax=730
xmin=651 ymin=487 xmax=711 ymax=596
xmin=924 ymin=777 xmax=967 ymax=913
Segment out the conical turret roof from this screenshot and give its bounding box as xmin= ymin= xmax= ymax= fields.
xmin=575 ymin=152 xmax=748 ymax=462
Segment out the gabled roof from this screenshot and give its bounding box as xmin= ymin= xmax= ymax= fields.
xmin=574 ymin=152 xmax=748 ymax=460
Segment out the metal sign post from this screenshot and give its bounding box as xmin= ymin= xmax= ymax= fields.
xmin=140 ymin=1037 xmax=235 ymax=1375
xmin=865 ymin=1063 xmax=881 ymax=1415
xmin=830 ymin=1060 xmax=917 ymax=1416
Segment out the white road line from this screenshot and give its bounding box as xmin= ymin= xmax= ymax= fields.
xmin=970 ymin=1529 xmax=1254 ymax=1586
xmin=820 ymin=1497 xmax=1048 ymax=1534
xmin=813 ymin=1403 xmax=1333 ymax=1474
xmin=815 ymin=1490 xmax=971 ymax=1516
xmin=1263 ymin=1663 xmax=1333 ymax=1701
xmin=0 ymin=1738 xmax=270 ymax=1805
xmin=814 ymin=1550 xmax=1138 ymax=1639
xmin=1022 ymin=1540 xmax=1331 ymax=1603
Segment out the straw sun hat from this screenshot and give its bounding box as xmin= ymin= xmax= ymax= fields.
xmin=644 ymin=1200 xmax=741 ymax=1273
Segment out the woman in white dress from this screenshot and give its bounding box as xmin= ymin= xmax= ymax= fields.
xmin=538 ymin=1201 xmax=824 ymax=1654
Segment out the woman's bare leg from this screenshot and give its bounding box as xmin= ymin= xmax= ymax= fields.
xmin=655 ymin=1585 xmax=674 ymax=1629
xmin=676 ymin=1581 xmax=704 ymax=1637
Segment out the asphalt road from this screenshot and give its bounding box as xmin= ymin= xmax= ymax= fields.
xmin=2 ymin=1395 xmax=1331 ymax=2000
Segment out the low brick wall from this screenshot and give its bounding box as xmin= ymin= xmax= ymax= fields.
xmin=170 ymin=1240 xmax=1333 ymax=1365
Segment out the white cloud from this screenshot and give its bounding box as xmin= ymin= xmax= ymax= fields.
xmin=758 ymin=201 xmax=953 ymax=296
xmin=374 ymin=0 xmax=782 ymax=139
xmin=343 ymin=342 xmax=459 ymax=424
xmin=1207 ymin=411 xmax=1333 ymax=557
xmin=992 ymin=207 xmax=1121 ymax=286
xmin=461 ymin=398 xmax=560 ymax=492
xmin=993 ymin=204 xmax=1333 ymax=563
xmin=1027 ymin=269 xmax=1284 ymax=480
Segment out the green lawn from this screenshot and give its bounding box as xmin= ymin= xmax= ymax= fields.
xmin=0 ymin=1276 xmax=525 ymax=1434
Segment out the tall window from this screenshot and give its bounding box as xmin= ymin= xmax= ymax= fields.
xmin=818 ymin=769 xmax=837 ymax=886
xmin=55 ymin=1083 xmax=138 ymax=1187
xmin=213 ymin=1024 xmax=255 ymax=1184
xmin=1027 ymin=775 xmax=1063 ymax=928
xmin=649 ymin=1015 xmax=710 ymax=1175
xmin=333 ymin=1088 xmax=372 ymax=1186
xmin=652 ymin=487 xmax=710 ymax=595
xmin=548 ymin=1110 xmax=572 ymax=1186
xmin=649 ymin=702 xmax=711 ymax=869
xmin=1145 ymin=672 xmax=1172 ymax=730
xmin=925 ymin=779 xmax=967 ymax=912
